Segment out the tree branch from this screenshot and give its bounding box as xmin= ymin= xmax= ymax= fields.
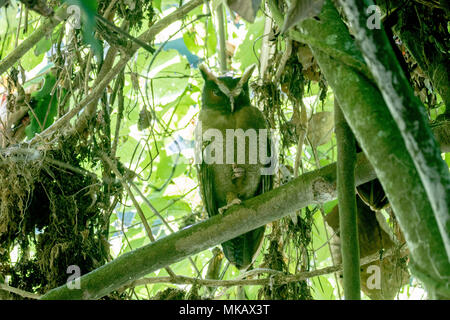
xmin=127 ymin=245 xmax=407 ymax=289
xmin=267 ymin=0 xmax=450 ymax=298
xmin=335 ymin=99 xmax=360 ymax=299
xmin=267 ymin=0 xmax=372 ymax=80
xmin=338 ymin=0 xmax=450 ymax=278
xmin=0 ymin=283 xmax=41 ymax=299
xmin=0 ymin=6 xmax=69 ymax=75
xmin=40 ymin=153 xmax=376 ymax=300
xmin=216 ymin=4 xmax=227 ymax=73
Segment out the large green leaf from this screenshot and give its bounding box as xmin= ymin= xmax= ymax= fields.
xmin=153 ymin=0 xmax=162 ymax=12
xmin=183 ymin=30 xmax=200 ymax=54
xmin=21 ymin=49 xmax=45 ymax=71
xmin=235 ymin=15 xmax=265 ymax=70
xmin=311 ymin=276 xmax=335 ymax=300
xmin=25 ymin=73 xmax=65 ymax=139
xmin=206 ymin=18 xmax=217 ymax=55
xmin=0 ymin=2 xmax=18 ymax=35
xmin=34 ymin=36 xmax=52 ymax=56
xmin=144 ymin=50 xmax=190 ymax=105
xmin=157 ymin=91 xmax=195 ymax=124
xmin=155 ymin=150 xmax=188 ymax=185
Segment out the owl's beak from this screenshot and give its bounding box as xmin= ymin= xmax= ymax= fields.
xmin=230 ymin=98 xmax=235 ymax=113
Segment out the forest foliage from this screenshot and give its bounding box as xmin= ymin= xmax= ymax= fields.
xmin=0 ymin=0 xmax=449 ymax=300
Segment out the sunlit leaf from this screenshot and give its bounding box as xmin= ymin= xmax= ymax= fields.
xmin=235 ymin=15 xmax=264 ymax=70
xmin=25 ymin=72 xmax=65 ymax=138
xmin=34 ymin=36 xmax=52 ymax=56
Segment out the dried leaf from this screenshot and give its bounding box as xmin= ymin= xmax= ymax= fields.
xmin=307 ymin=111 xmax=333 ymax=147
xmin=227 ymin=0 xmax=262 ymax=23
xmin=282 ymin=0 xmax=324 ymax=33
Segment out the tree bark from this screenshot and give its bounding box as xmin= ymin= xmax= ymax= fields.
xmin=40 ymin=153 xmax=376 ymax=299
xmin=269 ymin=0 xmax=450 ymax=299
xmin=338 ymin=0 xmax=450 ymax=280
xmin=335 ymin=100 xmax=360 ymax=300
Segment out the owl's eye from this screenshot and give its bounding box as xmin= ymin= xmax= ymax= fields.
xmin=212 ymin=88 xmax=221 ymax=97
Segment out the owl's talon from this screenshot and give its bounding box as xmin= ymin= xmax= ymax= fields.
xmin=218 ymin=198 xmax=242 ymax=214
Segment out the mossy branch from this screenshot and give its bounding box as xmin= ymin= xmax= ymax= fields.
xmin=335 ymin=99 xmax=360 ymax=299
xmin=268 ymin=0 xmax=450 ymax=298
xmin=40 ymin=153 xmax=376 ymax=300
xmin=127 ymin=245 xmax=407 ymax=289
xmin=338 ymin=0 xmax=450 ymax=277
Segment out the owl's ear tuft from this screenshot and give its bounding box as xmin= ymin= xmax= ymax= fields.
xmin=199 ymin=64 xmax=217 ymax=82
xmin=241 ymin=64 xmax=256 ymax=85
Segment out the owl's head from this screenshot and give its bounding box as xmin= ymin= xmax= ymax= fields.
xmin=199 ymin=64 xmax=256 ymax=113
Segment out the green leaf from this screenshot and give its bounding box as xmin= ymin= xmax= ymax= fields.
xmin=25 ymin=73 xmax=64 ymax=139
xmin=34 ymin=36 xmax=52 ymax=56
xmin=145 ymin=50 xmax=190 ymax=105
xmin=235 ymin=15 xmax=264 ymax=70
xmin=206 ymin=19 xmax=217 ymax=55
xmin=31 ymin=72 xmax=56 ymax=100
xmin=129 ymin=236 xmax=149 ymax=250
xmin=183 ymin=31 xmax=199 ymax=54
xmin=21 ymin=49 xmax=45 ymax=71
xmin=323 ymin=199 xmax=338 ymax=214
xmin=147 ymin=196 xmax=191 ymax=219
xmin=0 ymin=3 xmax=18 ymax=35
xmin=155 ymin=151 xmax=188 ymax=185
xmin=157 ymin=92 xmax=195 ymax=122
xmin=116 ymin=136 xmax=139 ymax=164
xmin=312 ymin=212 xmax=331 ymax=262
xmin=311 ymin=276 xmax=335 ymax=300
xmin=154 ymin=0 xmax=162 ymax=12
xmin=167 ymin=200 xmax=191 ymax=218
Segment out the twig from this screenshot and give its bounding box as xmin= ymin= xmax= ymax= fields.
xmin=0 ymin=6 xmax=69 ymax=75
xmin=0 ymin=283 xmax=41 ymax=299
xmin=101 ymin=153 xmax=177 ymax=279
xmin=127 ymin=245 xmax=406 ymax=289
xmin=14 ymin=4 xmax=23 ymax=49
xmin=32 ymin=0 xmax=204 ymax=140
xmin=216 ymin=4 xmax=227 ymax=73
xmin=111 ymin=72 xmax=124 ymax=158
xmin=274 ymin=39 xmax=292 ymax=82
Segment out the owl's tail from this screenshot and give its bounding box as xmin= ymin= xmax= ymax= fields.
xmin=221 ymin=225 xmax=266 ymax=270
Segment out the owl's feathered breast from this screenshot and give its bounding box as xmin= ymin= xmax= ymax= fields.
xmin=198 ymin=105 xmax=269 ymax=207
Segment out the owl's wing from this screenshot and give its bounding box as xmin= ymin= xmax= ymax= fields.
xmin=195 ymin=121 xmax=219 ymax=218
xmin=198 ymin=161 xmax=218 ymax=218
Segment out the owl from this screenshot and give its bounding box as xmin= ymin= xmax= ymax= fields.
xmin=195 ymin=64 xmax=274 ymax=270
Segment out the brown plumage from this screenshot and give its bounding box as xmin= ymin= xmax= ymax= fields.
xmin=196 ymin=64 xmax=274 ymax=270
